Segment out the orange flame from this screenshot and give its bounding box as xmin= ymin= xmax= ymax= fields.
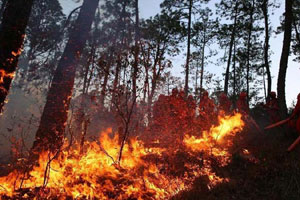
xmin=0 ymin=113 xmax=245 ymax=198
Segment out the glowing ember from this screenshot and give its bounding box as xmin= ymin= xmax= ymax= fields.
xmin=0 ymin=69 xmax=15 ymax=85
xmin=0 ymin=113 xmax=245 ymax=199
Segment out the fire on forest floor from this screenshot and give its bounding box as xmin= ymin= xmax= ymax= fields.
xmin=0 ymin=112 xmax=257 ymax=199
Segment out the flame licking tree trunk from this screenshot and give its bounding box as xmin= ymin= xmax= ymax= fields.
xmin=32 ymin=0 xmax=100 ymax=152
xmin=0 ymin=0 xmax=34 ymax=113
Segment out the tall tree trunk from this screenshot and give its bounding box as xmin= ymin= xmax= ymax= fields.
xmin=233 ymin=39 xmax=236 ymax=98
xmin=224 ymin=2 xmax=238 ymax=95
xmin=0 ymin=0 xmax=34 ymax=113
xmin=246 ymin=0 xmax=254 ymax=103
xmin=195 ymin=59 xmax=199 ymax=96
xmin=32 ymin=0 xmax=99 ymax=152
xmin=200 ymin=42 xmax=205 ymax=93
xmin=143 ymin=63 xmax=149 ymax=102
xmin=277 ymin=0 xmax=293 ymax=118
xmin=185 ymin=0 xmax=193 ymax=95
xmin=262 ymin=65 xmax=267 ymax=101
xmin=262 ymin=0 xmax=272 ymax=99
xmin=100 ymin=61 xmax=110 ymax=106
xmin=132 ymin=0 xmax=139 ymax=103
xmin=112 ymin=56 xmax=121 ymax=106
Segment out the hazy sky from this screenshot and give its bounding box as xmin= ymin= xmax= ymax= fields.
xmin=59 ymin=0 xmax=300 ymax=107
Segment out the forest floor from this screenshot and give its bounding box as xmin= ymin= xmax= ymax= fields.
xmin=174 ymin=119 xmax=300 ymax=200
xmin=1 ymin=115 xmax=300 ymax=199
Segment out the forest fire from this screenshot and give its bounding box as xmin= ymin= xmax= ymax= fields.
xmin=1 ymin=0 xmax=300 ymax=199
xmin=0 ymin=113 xmax=245 ymax=199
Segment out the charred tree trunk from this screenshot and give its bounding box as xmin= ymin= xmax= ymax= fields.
xmin=224 ymin=2 xmax=238 ymax=95
xmin=246 ymin=0 xmax=254 ymax=103
xmin=185 ymin=0 xmax=193 ymax=96
xmin=0 ymin=0 xmax=34 ymax=113
xmin=32 ymin=0 xmax=99 ymax=152
xmin=277 ymin=0 xmax=293 ymax=118
xmin=132 ymin=0 xmax=139 ymax=103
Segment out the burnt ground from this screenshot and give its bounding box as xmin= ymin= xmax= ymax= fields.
xmin=174 ymin=120 xmax=300 ymax=200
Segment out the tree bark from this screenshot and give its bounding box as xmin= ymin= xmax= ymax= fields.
xmin=277 ymin=0 xmax=293 ymax=118
xmin=132 ymin=0 xmax=139 ymax=103
xmin=32 ymin=0 xmax=99 ymax=152
xmin=262 ymin=0 xmax=272 ymax=100
xmin=185 ymin=0 xmax=193 ymax=95
xmin=246 ymin=0 xmax=254 ymax=103
xmin=224 ymin=2 xmax=238 ymax=95
xmin=0 ymin=0 xmax=34 ymax=113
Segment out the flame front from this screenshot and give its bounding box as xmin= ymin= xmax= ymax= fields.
xmin=0 ymin=113 xmax=245 ymax=199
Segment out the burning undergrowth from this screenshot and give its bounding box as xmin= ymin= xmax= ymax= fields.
xmin=0 ymin=113 xmax=246 ymax=199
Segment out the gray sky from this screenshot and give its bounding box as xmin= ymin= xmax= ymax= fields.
xmin=59 ymin=0 xmax=300 ymax=107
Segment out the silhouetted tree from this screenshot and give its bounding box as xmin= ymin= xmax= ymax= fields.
xmin=277 ymin=0 xmax=293 ymax=118
xmin=0 ymin=0 xmax=34 ymax=113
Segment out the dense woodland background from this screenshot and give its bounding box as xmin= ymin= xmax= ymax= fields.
xmin=0 ymin=0 xmax=299 ymax=161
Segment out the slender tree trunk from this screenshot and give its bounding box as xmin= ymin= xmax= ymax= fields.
xmin=246 ymin=0 xmax=254 ymax=103
xmin=224 ymin=2 xmax=238 ymax=95
xmin=33 ymin=0 xmax=99 ymax=152
xmin=262 ymin=65 xmax=267 ymax=101
xmin=132 ymin=0 xmax=139 ymax=103
xmin=100 ymin=61 xmax=110 ymax=106
xmin=200 ymin=42 xmax=205 ymax=93
xmin=277 ymin=0 xmax=293 ymax=118
xmin=195 ymin=59 xmax=199 ymax=96
xmin=83 ymin=44 xmax=95 ymax=94
xmin=0 ymin=0 xmax=34 ymax=113
xmin=233 ymin=40 xmax=236 ymax=97
xmin=143 ymin=64 xmax=149 ymax=102
xmin=262 ymin=0 xmax=272 ymax=99
xmin=112 ymin=56 xmax=121 ymax=105
xmin=185 ymin=0 xmax=193 ymax=95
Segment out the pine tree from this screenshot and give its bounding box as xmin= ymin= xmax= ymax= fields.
xmin=33 ymin=0 xmax=100 ymax=152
